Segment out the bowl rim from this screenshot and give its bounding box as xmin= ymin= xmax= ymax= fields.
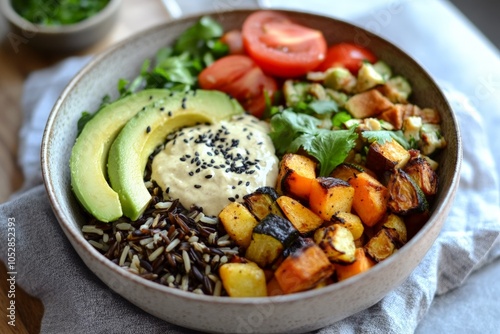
xmin=41 ymin=8 xmax=462 ymax=306
xmin=0 ymin=0 xmax=122 ymax=35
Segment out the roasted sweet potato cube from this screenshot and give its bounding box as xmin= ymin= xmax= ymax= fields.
xmin=314 ymin=225 xmax=356 ymax=264
xmin=266 ymin=276 xmax=284 ymax=296
xmin=349 ymin=172 xmax=389 ymax=227
xmin=345 ymin=89 xmax=393 ymax=119
xmin=276 ymin=153 xmax=317 ymax=201
xmin=335 ymin=248 xmax=375 ymax=281
xmin=366 ymin=140 xmax=411 ymax=174
xmin=403 ymin=156 xmax=438 ymax=196
xmin=309 ymin=177 xmax=354 ymax=221
xmin=330 ymin=212 xmax=364 ymax=240
xmin=243 ymin=186 xmax=283 ymax=221
xmin=387 ymin=169 xmax=429 ymax=215
xmin=276 ymin=195 xmax=324 ymax=234
xmin=219 ymin=262 xmax=267 ymax=297
xmin=379 ymin=104 xmax=404 ymax=129
xmin=364 ymin=228 xmax=398 ymax=262
xmin=275 ymin=243 xmax=334 ymax=294
xmin=219 ymin=202 xmax=259 ymax=249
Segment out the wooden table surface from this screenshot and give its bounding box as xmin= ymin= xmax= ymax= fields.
xmin=0 ymin=1 xmax=171 ymax=332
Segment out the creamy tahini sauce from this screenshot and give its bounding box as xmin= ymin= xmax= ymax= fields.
xmin=151 ymin=114 xmax=279 ymax=216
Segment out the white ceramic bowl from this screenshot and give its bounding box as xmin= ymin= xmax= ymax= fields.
xmin=41 ymin=10 xmax=462 ymax=333
xmin=0 ymin=0 xmax=122 ymax=52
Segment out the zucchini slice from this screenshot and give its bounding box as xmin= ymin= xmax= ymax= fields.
xmin=387 ymin=169 xmax=429 ymax=215
xmin=243 ymin=186 xmax=282 ymax=221
xmin=245 ymin=214 xmax=299 ymax=267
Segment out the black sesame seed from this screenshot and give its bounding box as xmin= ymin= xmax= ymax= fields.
xmin=160 ymin=107 xmax=165 ymax=111
xmin=196 ymin=168 xmax=201 ymax=173
xmin=238 ymin=181 xmax=243 ymax=185
xmin=205 ymin=175 xmax=213 ymax=179
xmin=166 ymin=187 xmax=170 ymax=194
xmin=245 ymin=181 xmax=250 ymax=186
xmin=146 ymin=126 xmax=151 ymax=133
xmin=194 ymin=185 xmax=201 ymax=189
xmin=228 ymin=197 xmax=235 ymax=202
xmin=189 ymin=171 xmax=194 ymax=176
xmin=168 ymin=111 xmax=172 ymax=117
xmin=180 ymin=157 xmax=186 ymax=162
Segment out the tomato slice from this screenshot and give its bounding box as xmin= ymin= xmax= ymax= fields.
xmin=221 ymin=30 xmax=244 ymax=55
xmin=242 ymin=11 xmax=327 ymax=78
xmin=198 ymin=55 xmax=277 ymax=118
xmin=317 ymin=42 xmax=377 ymax=74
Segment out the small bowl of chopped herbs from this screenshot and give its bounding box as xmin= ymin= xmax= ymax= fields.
xmin=0 ymin=0 xmax=122 ymax=52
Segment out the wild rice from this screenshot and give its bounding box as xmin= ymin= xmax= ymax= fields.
xmin=81 ymin=177 xmax=239 ymax=296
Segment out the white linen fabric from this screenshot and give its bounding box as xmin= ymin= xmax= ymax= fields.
xmin=1 ymin=0 xmax=500 ymax=333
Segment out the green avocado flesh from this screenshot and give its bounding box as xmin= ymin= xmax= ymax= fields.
xmin=107 ymin=90 xmax=245 ymax=221
xmin=70 ymin=89 xmax=173 ymax=223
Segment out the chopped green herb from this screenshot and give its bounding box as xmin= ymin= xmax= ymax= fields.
xmin=270 ymin=110 xmax=358 ymax=176
xmin=361 ymin=130 xmax=410 ymax=149
xmin=332 ymin=110 xmax=353 ymax=128
xmin=12 ymin=0 xmax=109 ymax=26
xmin=77 ymin=95 xmax=111 ymax=136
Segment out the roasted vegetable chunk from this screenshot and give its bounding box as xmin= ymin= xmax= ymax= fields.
xmin=335 ymin=248 xmax=375 ymax=281
xmin=276 ymin=195 xmax=324 ymax=234
xmin=380 ymin=213 xmax=407 ymax=245
xmin=275 ymin=240 xmax=334 ymax=294
xmin=349 ymin=172 xmax=389 ymax=227
xmin=309 ymin=177 xmax=355 ymax=221
xmin=219 ymin=202 xmax=259 ymax=249
xmin=364 ymin=228 xmax=399 ymax=262
xmin=387 ymin=169 xmax=429 ymax=215
xmin=345 ymin=89 xmax=393 ymax=119
xmin=245 ymin=214 xmax=299 ymax=267
xmin=403 ymin=156 xmax=438 ymax=196
xmin=330 ymin=162 xmax=371 ymax=182
xmin=314 ymin=225 xmax=356 ymax=264
xmin=243 ymin=186 xmax=282 ymax=221
xmin=366 ymin=140 xmax=410 ymax=174
xmin=219 ymin=262 xmax=267 ymax=297
xmin=330 ymin=212 xmax=364 ymax=240
xmin=276 ymin=153 xmax=317 ymax=201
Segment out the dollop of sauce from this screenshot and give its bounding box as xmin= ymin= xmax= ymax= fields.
xmin=151 ymin=114 xmax=279 ymax=216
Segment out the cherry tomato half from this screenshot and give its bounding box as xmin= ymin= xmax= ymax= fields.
xmin=317 ymin=42 xmax=377 ymax=74
xmin=198 ymin=55 xmax=277 ymax=118
xmin=221 ymin=30 xmax=244 ymax=55
xmin=242 ymin=11 xmax=327 ymax=78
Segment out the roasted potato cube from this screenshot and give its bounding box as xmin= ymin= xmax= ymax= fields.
xmin=276 ymin=153 xmax=317 ymax=201
xmin=345 ymin=89 xmax=393 ymax=119
xmin=275 ymin=242 xmax=334 ymax=294
xmin=335 ymin=248 xmax=375 ymax=281
xmin=276 ymin=195 xmax=324 ymax=234
xmin=387 ymin=169 xmax=429 ymax=215
xmin=245 ymin=214 xmax=299 ymax=267
xmin=309 ymin=177 xmax=355 ymax=221
xmin=403 ymin=156 xmax=438 ymax=196
xmin=364 ymin=228 xmax=398 ymax=262
xmin=314 ymin=225 xmax=356 ymax=264
xmin=381 ymin=213 xmax=407 ymax=245
xmin=349 ymin=172 xmax=389 ymax=227
xmin=331 ymin=212 xmax=364 ymax=240
xmin=243 ymin=186 xmax=283 ymax=221
xmin=366 ymin=140 xmax=411 ymax=175
xmin=219 ymin=202 xmax=259 ymax=249
xmin=219 ymin=262 xmax=267 ymax=297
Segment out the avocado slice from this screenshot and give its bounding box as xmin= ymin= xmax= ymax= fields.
xmin=107 ymin=90 xmax=244 ymax=221
xmin=70 ymin=89 xmax=172 ymax=222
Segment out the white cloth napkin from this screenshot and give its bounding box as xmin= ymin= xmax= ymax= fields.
xmin=2 ymin=0 xmax=500 ymax=333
